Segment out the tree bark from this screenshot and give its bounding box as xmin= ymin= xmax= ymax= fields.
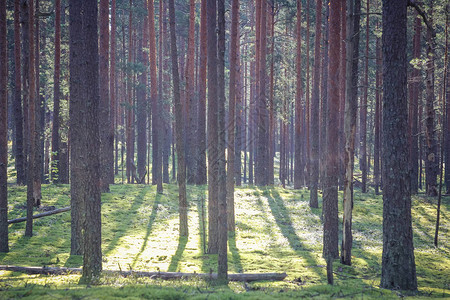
xmin=168 ymin=0 xmax=188 ymax=238
xmin=309 ymin=0 xmax=322 ymax=208
xmin=380 ymin=0 xmax=417 ymax=290
xmin=80 ymin=0 xmax=102 ymax=283
xmin=0 ymin=0 xmax=8 ymax=253
xmin=196 ymin=0 xmax=207 ymax=185
xmin=110 ymin=0 xmax=117 ymax=183
xmin=227 ymin=0 xmax=239 ymax=234
xmin=341 ymin=0 xmax=360 ymax=266
xmin=14 ymin=0 xmax=25 ymax=186
xmin=149 ymin=0 xmax=162 ymax=193
xmin=324 ymin=0 xmax=341 ymax=269
xmin=374 ymin=34 xmax=381 ymax=195
xmin=206 ymin=0 xmax=218 ymax=253
xmin=51 ymin=0 xmax=61 ymax=183
xmin=294 ymin=0 xmax=303 ymax=190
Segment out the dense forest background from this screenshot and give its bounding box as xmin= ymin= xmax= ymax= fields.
xmin=0 ymin=0 xmax=449 ymax=295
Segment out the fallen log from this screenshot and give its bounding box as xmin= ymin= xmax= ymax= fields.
xmin=0 ymin=265 xmax=287 ymax=282
xmin=7 ymin=207 xmax=71 ymax=224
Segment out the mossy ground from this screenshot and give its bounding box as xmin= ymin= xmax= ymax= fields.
xmin=0 ymin=180 xmax=449 ymax=299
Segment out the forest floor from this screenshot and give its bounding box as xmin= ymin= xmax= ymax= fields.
xmin=0 ymin=180 xmax=449 ymax=299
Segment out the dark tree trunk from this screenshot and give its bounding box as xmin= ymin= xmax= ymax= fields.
xmin=196 ymin=0 xmax=207 ymax=185
xmin=110 ymin=0 xmax=116 ymax=183
xmin=80 ymin=0 xmax=102 ymax=283
xmin=52 ymin=0 xmax=61 ymax=183
xmin=185 ymin=0 xmax=197 ymax=185
xmin=26 ymin=0 xmax=42 ymax=237
xmin=206 ymin=0 xmax=218 ymax=253
xmin=99 ymin=0 xmax=111 ymax=192
xmin=149 ymin=0 xmax=162 ymax=193
xmin=294 ymin=0 xmax=303 ymax=189
xmin=374 ymin=34 xmax=381 ymax=195
xmin=359 ymin=0 xmax=369 ymax=193
xmin=0 ymin=0 xmax=8 ymax=253
xmin=217 ymin=0 xmax=228 ymax=281
xmin=309 ymin=0 xmax=322 ymax=208
xmin=320 ymin=2 xmax=329 ymax=190
xmin=168 ymin=0 xmax=188 ymax=237
xmin=341 ymin=0 xmax=360 ymax=266
xmin=425 ymin=2 xmax=438 ymax=197
xmin=69 ymin=0 xmax=85 ymax=255
xmin=14 ymin=0 xmax=25 ymax=185
xmin=323 ymin=0 xmax=341 ymax=272
xmin=126 ymin=0 xmax=133 ymax=184
xmin=136 ymin=21 xmax=147 ymax=185
xmin=409 ymin=14 xmax=421 ymax=194
xmin=380 ymin=0 xmax=417 ymax=290
xmin=227 ymin=0 xmax=239 ymax=234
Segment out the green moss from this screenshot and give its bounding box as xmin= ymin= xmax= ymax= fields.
xmin=1 ymin=183 xmax=449 ymax=298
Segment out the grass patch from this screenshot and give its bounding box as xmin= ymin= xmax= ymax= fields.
xmin=0 ymin=183 xmax=449 ymax=299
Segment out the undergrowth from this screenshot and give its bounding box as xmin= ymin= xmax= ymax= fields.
xmin=0 ymin=182 xmax=449 ymax=299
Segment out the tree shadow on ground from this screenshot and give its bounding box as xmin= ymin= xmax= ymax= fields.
xmin=131 ymin=192 xmax=162 ymax=268
xmin=167 ymin=236 xmax=188 ymax=272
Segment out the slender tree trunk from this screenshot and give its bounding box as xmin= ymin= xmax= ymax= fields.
xmin=341 ymin=0 xmax=360 ymax=266
xmin=360 ymin=0 xmax=369 ymax=193
xmin=137 ymin=21 xmax=147 ymax=185
xmin=324 ymin=0 xmax=341 ymax=281
xmin=409 ymin=14 xmax=421 ymax=194
xmin=207 ymin=0 xmax=218 ymax=253
xmin=14 ymin=0 xmax=25 ymax=185
xmin=126 ymin=0 xmax=133 ymax=184
xmin=305 ymin=0 xmax=311 ymax=188
xmin=185 ymin=0 xmax=197 ymax=185
xmin=110 ymin=0 xmax=116 ymax=183
xmin=425 ymin=2 xmax=438 ymax=197
xmin=168 ymin=0 xmax=188 ymax=237
xmin=99 ymin=0 xmax=110 ymax=192
xmin=310 ymin=0 xmax=322 ymax=208
xmin=26 ymin=0 xmax=42 ymax=237
xmin=380 ymin=0 xmax=417 ymax=290
xmin=374 ymin=34 xmax=381 ymax=195
xmin=294 ymin=0 xmax=303 ymax=189
xmin=320 ymin=2 xmax=329 ymax=190
xmin=196 ymin=0 xmax=207 ymax=185
xmin=338 ymin=0 xmax=346 ymax=189
xmin=52 ymin=0 xmax=61 ymax=183
xmin=268 ymin=2 xmax=275 ymax=185
xmin=0 ymin=0 xmax=8 ymax=253
xmin=149 ymin=0 xmax=162 ymax=192
xmin=227 ymin=0 xmax=239 ymax=233
xmin=217 ymin=0 xmax=228 ymax=281
xmin=21 ymin=0 xmax=29 ymax=173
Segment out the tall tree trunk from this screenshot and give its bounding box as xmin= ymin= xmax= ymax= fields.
xmin=324 ymin=0 xmax=341 ymax=278
xmin=110 ymin=0 xmax=117 ymax=182
xmin=380 ymin=0 xmax=417 ymax=290
xmin=168 ymin=0 xmax=188 ymax=237
xmin=14 ymin=0 xmax=25 ymax=185
xmin=374 ymin=34 xmax=381 ymax=195
xmin=360 ymin=0 xmax=369 ymax=193
xmin=320 ymin=1 xmax=329 ymax=190
xmin=294 ymin=0 xmax=303 ymax=189
xmin=126 ymin=0 xmax=133 ymax=184
xmin=425 ymin=2 xmax=438 ymax=197
xmin=338 ymin=0 xmax=346 ymax=189
xmin=21 ymin=0 xmax=29 ymax=173
xmin=206 ymin=0 xmax=218 ymax=253
xmin=227 ymin=0 xmax=239 ymax=233
xmin=137 ymin=21 xmax=147 ymax=185
xmin=305 ymin=0 xmax=311 ymax=189
xmin=341 ymin=0 xmax=360 ymax=266
xmin=26 ymin=0 xmax=42 ymax=237
xmin=217 ymin=0 xmax=228 ymax=281
xmin=185 ymin=0 xmax=197 ymax=185
xmin=149 ymin=0 xmax=162 ymax=192
xmin=79 ymin=0 xmax=102 ymax=282
xmin=0 ymin=0 xmax=8 ymax=253
xmin=409 ymin=14 xmax=421 ymax=194
xmin=52 ymin=0 xmax=61 ymax=183
xmin=196 ymin=0 xmax=207 ymax=185
xmin=310 ymin=0 xmax=322 ymax=208
xmin=268 ymin=2 xmax=275 ymax=185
